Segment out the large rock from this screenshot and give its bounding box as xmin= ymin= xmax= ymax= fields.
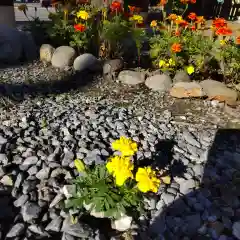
xmin=40 ymin=44 xmax=55 ymax=63
xmin=73 ymin=53 xmax=100 ymax=72
xmin=0 ymin=25 xmax=22 ymax=63
xmin=51 ymin=46 xmax=76 ymax=69
xmin=145 ymin=74 xmax=172 ymax=92
xmin=173 ymin=71 xmax=191 ymax=83
xmin=170 ymin=82 xmax=205 ymax=98
xmin=111 ymin=214 xmax=132 ymax=231
xmin=118 ymin=70 xmax=145 ymax=85
xmin=200 ymin=79 xmax=238 ymax=105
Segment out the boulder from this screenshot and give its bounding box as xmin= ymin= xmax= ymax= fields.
xmin=0 ymin=25 xmax=22 ymax=63
xmin=145 ymin=74 xmax=172 ymax=92
xmin=51 ymin=46 xmax=76 ymax=69
xmin=200 ymin=79 xmax=238 ymax=105
xmin=170 ymin=82 xmax=205 ymax=98
xmin=73 ymin=53 xmax=100 ymax=72
xmin=173 ymin=71 xmax=191 ymax=83
xmin=111 ymin=214 xmax=132 ymax=231
xmin=40 ymin=44 xmax=55 ymax=63
xmin=118 ymin=70 xmax=145 ymax=85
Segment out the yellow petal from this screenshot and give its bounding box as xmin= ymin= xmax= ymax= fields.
xmin=186 ymin=65 xmax=195 ymax=75
xmin=74 ymin=159 xmax=85 ymax=172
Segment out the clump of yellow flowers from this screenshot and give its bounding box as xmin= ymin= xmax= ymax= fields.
xmin=106 ymin=136 xmax=170 ymax=193
xmin=76 ymin=10 xmax=89 ymax=20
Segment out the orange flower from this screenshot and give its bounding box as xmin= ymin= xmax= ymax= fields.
xmin=175 ymin=30 xmax=181 ymax=36
xmin=159 ymin=0 xmax=167 ymax=5
xmin=128 ymin=5 xmax=136 ymax=13
xmin=188 ymin=12 xmax=197 ymax=20
xmin=236 ymin=36 xmax=240 ymax=44
xmin=74 ymin=24 xmax=86 ymax=32
xmin=168 ymin=14 xmax=178 ymax=21
xmin=190 ymin=0 xmax=196 ymax=3
xmin=196 ymin=16 xmax=205 ymax=24
xmin=110 ymin=1 xmax=122 ymax=12
xmin=190 ymin=25 xmax=196 ymax=31
xmin=150 ymin=20 xmax=158 ymax=28
xmin=215 ymin=26 xmax=232 ymax=36
xmin=180 ymin=0 xmax=189 ymax=4
xmin=171 ymin=43 xmax=182 ymax=53
xmin=179 ymin=20 xmax=189 ymax=27
xmin=213 ymin=18 xmax=227 ymax=29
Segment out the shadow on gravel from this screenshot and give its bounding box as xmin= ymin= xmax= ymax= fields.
xmin=0 ymin=70 xmax=99 ymax=102
xmin=0 ymin=188 xmax=20 ymax=239
xmin=148 ymin=129 xmax=240 ymax=239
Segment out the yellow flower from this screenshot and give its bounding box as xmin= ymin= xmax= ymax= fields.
xmin=220 ymin=39 xmax=226 ymax=45
xmin=168 ymin=58 xmax=175 ymax=66
xmin=112 ymin=136 xmax=138 ymax=156
xmin=106 ymin=156 xmax=133 ymax=186
xmin=129 ymin=14 xmax=144 ymax=24
xmin=135 ymin=167 xmax=160 ymax=193
xmin=159 ymin=60 xmax=166 ymax=68
xmin=18 ymin=4 xmax=28 ymax=12
xmin=77 ymin=10 xmax=89 ymax=20
xmin=74 ymin=159 xmax=85 ymax=172
xmin=186 ymin=65 xmax=195 ymax=75
xmin=150 ymin=20 xmax=157 ymax=28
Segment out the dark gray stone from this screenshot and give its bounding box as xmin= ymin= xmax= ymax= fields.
xmin=22 ymin=202 xmax=41 ymax=222
xmin=14 ymin=194 xmax=29 ymax=207
xmin=45 ymin=216 xmax=63 ymax=232
xmin=22 ymin=156 xmax=38 ymax=166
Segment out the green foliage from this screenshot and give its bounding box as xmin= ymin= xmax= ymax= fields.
xmin=65 ymin=164 xmax=143 ymax=219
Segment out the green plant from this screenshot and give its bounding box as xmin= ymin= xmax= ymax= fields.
xmin=65 ymin=137 xmax=171 ymax=220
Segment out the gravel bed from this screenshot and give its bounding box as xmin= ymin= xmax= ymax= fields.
xmin=0 ymin=62 xmax=240 ymax=239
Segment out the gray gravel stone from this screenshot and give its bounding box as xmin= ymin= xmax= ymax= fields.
xmin=14 ymin=194 xmax=29 ymax=207
xmin=22 ymin=156 xmax=38 ymax=166
xmin=233 ymin=221 xmax=240 ymax=239
xmin=36 ymin=167 xmax=50 ymax=180
xmin=22 ymin=202 xmax=42 ymax=222
xmin=6 ymin=223 xmax=25 ymax=238
xmin=45 ymin=216 xmax=63 ymax=232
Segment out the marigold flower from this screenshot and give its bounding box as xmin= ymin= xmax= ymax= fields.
xmin=171 ymin=43 xmax=182 ymax=53
xmin=186 ymin=65 xmax=195 ymax=75
xmin=215 ymin=26 xmax=232 ymax=36
xmin=190 ymin=25 xmax=196 ymax=31
xmin=112 ymin=136 xmax=138 ymax=156
xmin=136 ymin=167 xmax=160 ymax=193
xmin=76 ymin=10 xmax=89 ymax=20
xmin=159 ymin=60 xmax=166 ymax=68
xmin=167 ymin=14 xmax=178 ymax=21
xmin=129 ymin=14 xmax=144 ymax=24
xmin=190 ymin=0 xmax=196 ymax=3
xmin=188 ymin=12 xmax=197 ymax=20
xmin=220 ymin=40 xmax=226 ymax=45
xmin=213 ymin=18 xmax=227 ymax=28
xmin=150 ymin=20 xmax=158 ymax=28
xmin=18 ymin=4 xmax=28 ymax=12
xmin=180 ymin=0 xmax=189 ymax=4
xmin=175 ymin=30 xmax=181 ymax=36
xmin=175 ymin=16 xmax=188 ymax=27
xmin=110 ymin=1 xmax=122 ymax=12
xmin=128 ymin=5 xmax=136 ymax=12
xmin=236 ymin=36 xmax=240 ymax=44
xmin=196 ymin=16 xmax=205 ymax=24
xmin=159 ymin=0 xmax=167 ymax=5
xmin=74 ymin=23 xmax=86 ymax=32
xmin=106 ymin=156 xmax=133 ymax=186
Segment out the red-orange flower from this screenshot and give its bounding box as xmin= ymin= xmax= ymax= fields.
xmin=215 ymin=26 xmax=232 ymax=36
xmin=188 ymin=12 xmax=197 ymax=20
xmin=74 ymin=23 xmax=86 ymax=32
xmin=190 ymin=0 xmax=196 ymax=3
xmin=175 ymin=30 xmax=181 ymax=36
xmin=213 ymin=18 xmax=227 ymax=29
xmin=196 ymin=16 xmax=205 ymax=24
xmin=179 ymin=20 xmax=189 ymax=27
xmin=110 ymin=1 xmax=122 ymax=12
xmin=171 ymin=43 xmax=182 ymax=53
xmin=128 ymin=5 xmax=136 ymax=12
xmin=236 ymin=36 xmax=240 ymax=44
xmin=180 ymin=0 xmax=189 ymax=4
xmin=190 ymin=25 xmax=196 ymax=31
xmin=168 ymin=13 xmax=178 ymax=21
xmin=159 ymin=0 xmax=167 ymax=5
